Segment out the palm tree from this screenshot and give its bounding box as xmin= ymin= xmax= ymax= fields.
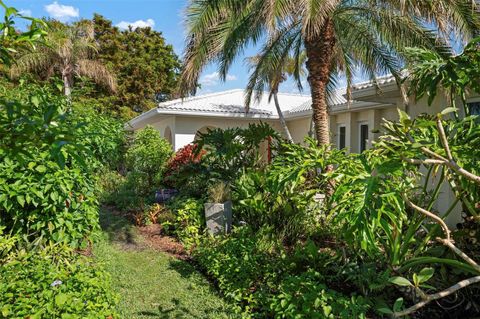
xmin=10 ymin=20 xmax=115 ymax=97
xmin=245 ymin=53 xmax=307 ymax=142
xmin=179 ymin=0 xmax=478 ymax=145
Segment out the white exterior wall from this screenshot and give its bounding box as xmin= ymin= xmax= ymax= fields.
xmin=286 ymin=117 xmax=311 ymax=144
xmin=173 ymin=116 xmax=282 ymax=151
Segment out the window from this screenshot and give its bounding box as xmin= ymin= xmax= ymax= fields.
xmin=467 ymin=102 xmax=480 ymax=116
xmin=360 ymin=124 xmax=369 ymax=153
xmin=338 ymin=125 xmax=346 ymax=149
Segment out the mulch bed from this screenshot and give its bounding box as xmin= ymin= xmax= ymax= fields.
xmin=137 ymin=224 xmax=190 ymax=260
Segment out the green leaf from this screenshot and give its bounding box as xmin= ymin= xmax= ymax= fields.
xmin=417 ymin=267 xmax=434 ymax=283
xmin=440 ymin=107 xmax=458 ymax=115
xmin=55 ymin=293 xmax=68 ymax=306
xmin=16 ymin=195 xmax=25 ymax=207
xmin=393 ymin=297 xmax=404 ymax=312
xmin=389 ymin=276 xmax=412 ymax=287
xmin=398 ymin=109 xmax=411 ymax=124
xmin=1 ymin=305 xmax=10 ymax=317
xmin=31 ymin=95 xmax=40 ymax=107
xmin=35 ymin=165 xmax=46 ymax=173
xmin=322 ymin=305 xmax=332 ymax=316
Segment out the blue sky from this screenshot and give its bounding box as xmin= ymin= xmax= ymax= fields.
xmin=11 ymin=0 xmax=306 ymax=95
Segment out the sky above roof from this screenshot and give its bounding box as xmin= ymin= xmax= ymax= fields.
xmin=11 ymin=0 xmax=310 ymax=95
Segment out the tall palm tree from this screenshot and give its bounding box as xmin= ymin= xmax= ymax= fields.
xmin=245 ymin=53 xmax=307 ymax=142
xmin=11 ymin=20 xmax=115 ymax=97
xmin=179 ymin=0 xmax=478 ymax=145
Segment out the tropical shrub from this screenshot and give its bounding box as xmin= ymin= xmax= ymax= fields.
xmin=270 ymin=270 xmax=369 ymax=319
xmin=195 ymin=122 xmax=280 ymax=183
xmin=163 ymin=143 xmax=207 ymax=196
xmin=233 ymin=168 xmax=317 ymax=245
xmin=164 ymin=196 xmax=205 ymax=248
xmin=194 ymin=227 xmax=371 ymax=318
xmin=125 ymin=125 xmax=173 ymax=195
xmin=0 ymin=84 xmax=105 ymax=247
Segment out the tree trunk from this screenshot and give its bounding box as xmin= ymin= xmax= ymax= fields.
xmin=305 ymin=19 xmax=336 ymax=145
xmin=273 ymin=91 xmax=293 ymax=142
xmin=63 ymin=73 xmax=71 ymax=97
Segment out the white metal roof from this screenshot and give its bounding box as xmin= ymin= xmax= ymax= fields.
xmin=127 ymin=75 xmax=400 ymax=128
xmin=155 ymin=89 xmax=310 ymax=117
xmin=285 ymin=89 xmax=348 ymax=116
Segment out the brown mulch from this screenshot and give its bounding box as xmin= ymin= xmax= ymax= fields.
xmin=137 ymin=224 xmax=190 ymax=260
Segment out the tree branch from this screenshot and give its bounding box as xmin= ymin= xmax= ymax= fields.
xmin=393 ymin=276 xmax=480 ymax=318
xmin=437 ymin=238 xmax=480 ymax=273
xmin=401 ymin=194 xmax=451 ymax=241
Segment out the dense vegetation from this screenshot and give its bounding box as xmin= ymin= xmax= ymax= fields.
xmin=145 ymin=42 xmax=480 ymax=317
xmin=93 ymin=14 xmax=180 ymax=116
xmin=2 ymin=0 xmax=480 ymax=318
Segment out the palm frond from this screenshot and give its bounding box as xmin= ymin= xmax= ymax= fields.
xmin=76 ymin=59 xmax=116 ymax=93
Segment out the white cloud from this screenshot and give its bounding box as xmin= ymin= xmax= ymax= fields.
xmin=200 ymin=72 xmax=237 ymax=87
xmin=226 ymin=74 xmax=237 ymax=81
xmin=19 ymin=9 xmax=32 ymax=17
xmin=44 ymin=2 xmax=79 ymax=21
xmin=116 ymin=19 xmax=155 ymax=30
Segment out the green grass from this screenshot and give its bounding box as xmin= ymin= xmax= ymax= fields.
xmin=94 ymin=208 xmax=235 ymax=319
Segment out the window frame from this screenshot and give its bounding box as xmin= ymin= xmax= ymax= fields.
xmin=359 ymin=122 xmax=369 ymax=153
xmin=337 ymin=124 xmax=346 ymax=150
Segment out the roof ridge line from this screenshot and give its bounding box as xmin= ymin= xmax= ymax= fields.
xmin=158 ymin=89 xmax=245 ymax=108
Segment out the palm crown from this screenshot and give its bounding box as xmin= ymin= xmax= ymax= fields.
xmin=180 ymin=0 xmax=479 ymax=144
xmin=11 ymin=20 xmax=116 ymax=97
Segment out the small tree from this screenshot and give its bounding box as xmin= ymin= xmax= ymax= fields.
xmin=10 ymin=20 xmax=115 ymax=97
xmin=126 ymin=126 xmax=173 ymax=195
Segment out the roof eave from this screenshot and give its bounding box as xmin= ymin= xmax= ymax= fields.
xmin=157 ymin=109 xmax=277 ymax=119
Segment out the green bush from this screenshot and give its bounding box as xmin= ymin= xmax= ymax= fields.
xmin=270 ymin=270 xmax=369 ymax=318
xmin=0 ymin=84 xmax=111 ymax=247
xmin=233 ymin=168 xmax=318 ymax=245
xmin=0 ymin=246 xmax=118 ymax=319
xmin=193 ymin=227 xmax=370 ymax=317
xmin=165 ymin=196 xmax=205 ymax=248
xmin=125 ymin=125 xmax=173 ymax=195
xmin=0 ymin=156 xmax=99 ymax=247
xmin=194 ymin=123 xmax=280 ymax=184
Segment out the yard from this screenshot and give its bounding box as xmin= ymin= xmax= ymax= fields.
xmin=95 ymin=207 xmax=234 ymax=319
xmin=1 ymin=1 xmax=480 ymax=319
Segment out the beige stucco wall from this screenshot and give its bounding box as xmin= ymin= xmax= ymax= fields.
xmin=286 ymin=117 xmax=312 ymax=144
xmin=173 ymin=116 xmax=282 ymax=151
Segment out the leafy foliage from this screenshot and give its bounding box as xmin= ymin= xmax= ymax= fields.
xmin=195 ymin=122 xmax=279 ymax=183
xmin=164 ymin=196 xmax=205 ymax=249
xmin=0 ymin=242 xmax=117 ymax=319
xmin=125 ymin=125 xmax=173 ymax=195
xmin=405 ymin=37 xmax=480 ymax=114
xmin=0 ymin=1 xmax=46 ymax=66
xmin=194 ymin=227 xmax=370 ymax=318
xmin=93 ymin=14 xmax=180 ymax=114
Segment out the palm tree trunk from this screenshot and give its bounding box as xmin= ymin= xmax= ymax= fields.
xmin=273 ymin=91 xmax=293 ymax=142
xmin=305 ymin=19 xmax=336 ymax=145
xmin=63 ymin=73 xmax=72 ymax=97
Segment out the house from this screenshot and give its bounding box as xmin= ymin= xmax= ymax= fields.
xmin=128 ymin=74 xmax=479 ymax=152
xmin=127 ymin=75 xmax=479 ymax=227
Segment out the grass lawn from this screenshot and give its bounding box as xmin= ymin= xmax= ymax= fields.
xmin=94 ymin=207 xmax=235 ymax=319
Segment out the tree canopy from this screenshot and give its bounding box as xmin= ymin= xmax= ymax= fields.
xmin=93 ymin=14 xmax=180 ymax=114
